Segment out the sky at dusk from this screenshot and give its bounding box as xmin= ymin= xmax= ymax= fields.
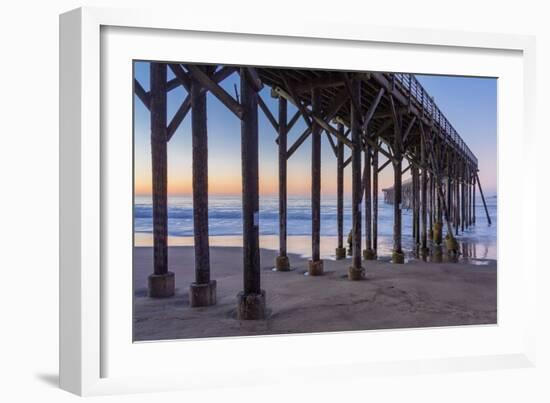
xmin=133 ymin=62 xmax=497 ymax=197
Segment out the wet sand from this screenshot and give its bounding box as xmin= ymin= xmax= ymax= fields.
xmin=133 ymin=245 xmax=497 ymax=341
xmin=134 ymin=232 xmax=497 ymax=260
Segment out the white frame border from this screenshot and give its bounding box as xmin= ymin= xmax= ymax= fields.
xmin=59 ymin=6 xmax=537 ymax=396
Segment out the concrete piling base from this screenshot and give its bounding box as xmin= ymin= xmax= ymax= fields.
xmin=308 ymin=259 xmax=324 ymax=276
xmin=392 ymin=250 xmax=405 ymax=264
xmin=445 ymin=236 xmax=459 ymax=254
xmin=348 ymin=266 xmax=365 ymax=280
xmin=363 ymin=248 xmax=376 ymax=260
xmin=148 ymin=271 xmax=175 ymax=298
xmin=189 ymin=280 xmax=217 ymax=307
xmin=237 ymin=290 xmax=266 ymax=320
xmin=335 ymin=247 xmax=347 ymax=260
xmin=275 ymin=255 xmax=290 ymax=271
xmin=445 ymin=235 xmax=460 ymax=261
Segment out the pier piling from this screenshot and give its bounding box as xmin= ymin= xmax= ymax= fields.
xmin=349 ymin=78 xmax=365 ymax=279
xmin=147 ymin=62 xmax=175 ymax=298
xmin=363 ymin=140 xmax=375 ymax=260
xmin=237 ymin=68 xmax=266 ymax=320
xmin=372 ymin=138 xmax=379 ymax=258
xmin=275 ymin=96 xmax=290 ymax=271
xmin=189 ymin=68 xmax=216 ymax=307
xmin=309 ymin=87 xmax=324 ymax=276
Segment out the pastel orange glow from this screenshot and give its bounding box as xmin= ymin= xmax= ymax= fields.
xmin=135 ymin=176 xmax=241 ymax=196
xmin=134 ymin=162 xmax=398 ymax=197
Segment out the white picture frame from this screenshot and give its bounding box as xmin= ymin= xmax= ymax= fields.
xmin=59 ymin=6 xmax=537 ymax=396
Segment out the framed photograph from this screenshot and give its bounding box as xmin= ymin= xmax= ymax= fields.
xmin=60 ymin=6 xmax=536 ymax=396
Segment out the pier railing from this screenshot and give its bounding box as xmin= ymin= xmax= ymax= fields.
xmin=393 ymin=73 xmax=477 ymax=166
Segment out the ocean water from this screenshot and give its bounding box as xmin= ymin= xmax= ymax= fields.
xmin=134 ymin=194 xmax=497 ymax=260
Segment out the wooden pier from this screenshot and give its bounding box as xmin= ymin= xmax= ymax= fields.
xmin=134 ymin=63 xmax=491 ymax=319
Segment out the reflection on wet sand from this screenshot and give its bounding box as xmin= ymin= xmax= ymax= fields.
xmin=135 ymin=232 xmax=496 ymax=264
xmin=407 ymin=237 xmax=493 ymax=265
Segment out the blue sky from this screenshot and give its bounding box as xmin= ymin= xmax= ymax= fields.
xmin=134 ymin=62 xmax=497 ymax=197
xmin=415 ymin=74 xmax=497 ymax=194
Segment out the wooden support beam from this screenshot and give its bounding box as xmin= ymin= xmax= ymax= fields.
xmin=284 ymin=102 xmax=352 ymax=150
xmin=337 ymin=118 xmax=393 ymax=161
xmin=372 ymin=138 xmax=379 ymax=255
xmin=258 ymin=95 xmax=279 ymax=132
xmin=468 ymin=171 xmax=473 ymax=227
xmin=469 ymin=171 xmax=472 ymax=227
xmin=213 ymin=66 xmax=237 ymax=82
xmin=244 ymin=67 xmax=264 ymax=92
xmin=343 ymin=155 xmax=351 ymax=168
xmin=476 ymin=172 xmax=491 ymax=225
xmin=461 ymin=175 xmax=466 ymax=232
xmin=364 ymin=142 xmax=373 ymax=256
xmin=325 ymin=87 xmax=350 ymax=120
xmin=134 ymin=78 xmax=150 ymax=110
xmin=293 ymin=74 xmax=345 ymax=93
xmin=166 ymin=67 xmax=236 ymax=141
xmin=166 ymin=77 xmax=181 ymax=92
xmin=311 ymin=87 xmax=322 ymax=266
xmin=310 ymin=113 xmax=352 ymax=147
xmin=402 ymin=116 xmax=417 ymax=145
xmin=447 ymin=161 xmax=453 ymax=228
xmin=343 ymin=73 xmax=363 ymax=125
xmin=362 ymin=87 xmax=385 ymax=132
xmin=412 ymin=165 xmax=417 ymax=240
xmin=378 ymin=158 xmax=391 ymax=173
xmin=286 ymin=109 xmax=301 ymax=133
xmin=412 ymin=165 xmax=420 ymax=246
xmin=371 ymin=106 xmax=409 ymax=120
xmin=147 ymin=63 xmax=174 ymax=299
xmin=276 ymin=79 xmax=313 ymax=129
xmin=168 ymin=64 xmax=191 ymax=92
xmin=391 ymin=90 xmax=405 ymax=262
xmin=454 ymin=171 xmax=460 ymax=235
xmin=240 ymin=71 xmax=260 ymax=292
xmin=150 ymin=63 xmax=168 ymax=276
xmin=473 ymin=176 xmax=476 ymax=224
xmin=416 ymin=167 xmax=420 ymax=243
xmin=471 ymin=174 xmax=474 ymax=226
xmin=350 ymin=78 xmax=364 ymax=275
xmin=421 ymin=135 xmax=428 ymax=251
xmin=186 ymin=64 xmax=244 ymax=119
xmin=336 ymin=123 xmax=345 ymax=253
xmin=167 ymin=96 xmax=191 ymax=141
xmin=389 ymin=95 xmax=403 ymax=148
xmin=276 ymin=97 xmax=290 ymax=271
xmin=325 ymin=131 xmax=338 ymax=157
xmin=286 ymin=127 xmax=312 ymax=159
xmin=371 ymin=119 xmax=393 ymax=139
xmin=238 ymin=68 xmax=265 ymax=319
xmin=392 ymin=152 xmax=403 ymax=261
xmin=190 ymin=70 xmax=212 ymax=289
xmin=273 ymin=95 xmax=324 ymax=144
xmin=429 ymin=172 xmax=434 ymax=237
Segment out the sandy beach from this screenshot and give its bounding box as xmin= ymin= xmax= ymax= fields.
xmin=133 ymin=242 xmax=497 ymax=341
